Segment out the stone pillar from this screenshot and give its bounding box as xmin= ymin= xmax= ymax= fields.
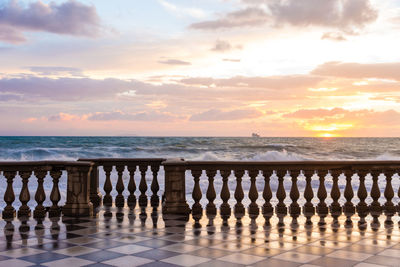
xmin=89 ymin=164 xmax=102 ymax=207
xmin=63 ymin=164 xmax=93 ymax=217
xmin=162 ymin=159 xmax=190 ymax=215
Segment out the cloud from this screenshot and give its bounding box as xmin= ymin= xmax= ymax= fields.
xmin=283 ymin=107 xmax=349 ymax=119
xmin=190 ymin=7 xmax=269 ymax=29
xmin=190 ymin=0 xmax=377 ymax=34
xmin=211 ymin=39 xmax=242 ymax=52
xmin=158 ymin=59 xmax=191 ymax=65
xmin=223 ymin=58 xmax=241 ymax=62
xmin=312 ymin=61 xmax=400 ymax=81
xmin=87 ymin=111 xmax=180 ymax=121
xmin=0 ymin=0 xmax=101 ymax=44
xmin=267 ymin=0 xmax=377 ymax=30
xmin=25 ymin=66 xmax=84 ymax=76
xmin=0 ymin=76 xmax=133 ymax=101
xmin=158 ymin=0 xmax=206 ymax=19
xmin=48 ymin=112 xmax=82 ymax=121
xmin=190 ymin=108 xmax=263 ymax=121
xmin=284 ymin=108 xmax=400 ymax=129
xmin=321 ymin=32 xmax=347 ymax=41
xmin=179 ymin=75 xmax=323 ymax=89
xmin=0 ymin=24 xmax=25 ymax=43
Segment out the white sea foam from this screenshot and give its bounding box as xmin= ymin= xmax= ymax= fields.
xmin=247 ymin=150 xmax=310 ymax=161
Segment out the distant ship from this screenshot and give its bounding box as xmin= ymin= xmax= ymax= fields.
xmin=252 ymin=133 xmax=260 ymax=138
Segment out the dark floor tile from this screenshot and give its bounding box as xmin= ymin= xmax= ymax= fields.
xmin=85 ymin=240 xmax=126 ymax=249
xmin=189 ymin=247 xmax=232 ymax=259
xmin=309 ymin=256 xmax=359 ymax=267
xmin=19 ymin=252 xmax=68 ymax=264
xmin=294 ymin=245 xmax=335 ymax=255
xmin=347 ymin=244 xmax=385 ymax=254
xmin=140 ymin=261 xmax=180 ymax=267
xmin=135 ymin=239 xmax=177 ymax=248
xmin=90 ymin=232 xmax=123 ymax=239
xmin=365 ymin=255 xmax=400 ymax=267
xmin=252 ymin=258 xmax=301 ymax=267
xmin=77 ymin=250 xmax=125 ymax=262
xmin=44 ymin=232 xmax=81 ymax=240
xmin=195 ymin=260 xmax=245 ymax=267
xmin=242 ymin=246 xmax=283 ymax=257
xmin=0 ymin=255 xmax=11 ymax=261
xmin=83 ymin=263 xmax=113 ymax=267
xmin=30 ymin=241 xmax=75 ymax=251
xmin=136 ymin=231 xmax=172 ymax=238
xmin=184 ymin=238 xmax=223 ymax=247
xmin=133 ymin=249 xmax=180 ymax=260
xmin=65 ymin=225 xmax=87 ymax=231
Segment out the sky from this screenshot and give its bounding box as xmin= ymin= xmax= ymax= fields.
xmin=0 ymin=0 xmax=400 ymax=137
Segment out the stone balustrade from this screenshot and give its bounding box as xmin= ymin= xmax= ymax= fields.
xmin=0 ymin=161 xmax=93 ymax=219
xmin=163 ymin=160 xmax=400 ymax=226
xmin=1 ymin=159 xmax=399 ymax=222
xmin=78 ymin=158 xmax=165 ymax=209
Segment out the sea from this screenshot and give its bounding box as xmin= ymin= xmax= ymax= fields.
xmin=1 ymin=136 xmax=400 ymax=209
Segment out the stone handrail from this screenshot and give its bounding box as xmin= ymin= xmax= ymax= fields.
xmin=78 ymin=158 xmax=165 ymax=208
xmin=162 ymin=159 xmax=400 ymax=225
xmin=0 ymin=161 xmax=93 ymax=218
xmin=1 ymin=159 xmax=400 ymax=221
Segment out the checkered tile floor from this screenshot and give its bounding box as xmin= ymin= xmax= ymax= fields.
xmin=0 ymin=206 xmax=399 ymax=267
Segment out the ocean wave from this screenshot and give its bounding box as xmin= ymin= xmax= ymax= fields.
xmin=374 ymin=153 xmax=400 ymax=160
xmin=247 ymin=150 xmax=311 ymax=161
xmin=231 ymin=143 xmax=297 ymax=149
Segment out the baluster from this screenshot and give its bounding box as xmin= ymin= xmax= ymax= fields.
xmin=33 ymin=170 xmax=47 ymax=218
xmin=191 ymin=170 xmax=203 ymax=215
xmin=343 ymin=171 xmax=355 ymax=223
xmin=369 ymin=171 xmax=381 ymax=219
xmin=127 ymin=165 xmax=137 ymax=207
xmin=262 ymin=170 xmax=273 ymax=216
xmin=18 ymin=171 xmax=32 ymax=218
xmin=220 ymin=169 xmax=231 ymax=217
xmin=248 ymin=170 xmax=259 ymax=216
xmin=115 ymin=165 xmax=125 ymax=207
xmin=206 ymin=170 xmax=217 ymax=215
xmin=139 ymin=164 xmax=148 ymax=207
xmin=303 ymin=170 xmax=315 ymax=218
xmin=275 ymin=170 xmax=287 ymax=215
xmin=356 ymin=171 xmax=368 ymax=218
xmin=316 ymin=171 xmax=328 ymax=223
xmin=103 ymin=165 xmax=113 ymax=206
xmin=398 ymin=172 xmax=400 ymax=215
xmin=150 ymin=164 xmax=160 ymax=206
xmin=289 ymin=170 xmax=300 ymax=217
xmin=49 ymin=170 xmax=62 ymax=217
xmin=330 ymin=170 xmax=342 ymax=217
xmin=384 ymin=171 xmax=396 ymax=224
xmin=3 ymin=171 xmax=17 ymax=219
xmin=234 ymin=170 xmax=245 ymax=215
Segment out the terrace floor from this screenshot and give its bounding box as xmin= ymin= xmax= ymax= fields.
xmin=0 ymin=206 xmax=399 ymax=267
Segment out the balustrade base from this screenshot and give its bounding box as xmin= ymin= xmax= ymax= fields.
xmin=151 ymin=195 xmax=160 ymax=207
xmin=162 ymin=202 xmax=191 ymax=215
xmin=2 ymin=208 xmax=16 ymax=219
xmin=289 ymin=206 xmax=301 ymax=216
xmin=206 ymin=204 xmax=217 ymax=215
xmin=33 ymin=207 xmax=47 ymax=219
xmin=62 ymin=203 xmax=93 ymax=217
xmin=49 ymin=207 xmax=62 ymax=218
xmin=17 ymin=208 xmax=31 ymax=218
xmin=248 ymin=205 xmax=260 ymax=216
xmin=115 ymin=196 xmax=125 ymax=208
xmin=90 ymin=192 xmax=103 ymax=207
